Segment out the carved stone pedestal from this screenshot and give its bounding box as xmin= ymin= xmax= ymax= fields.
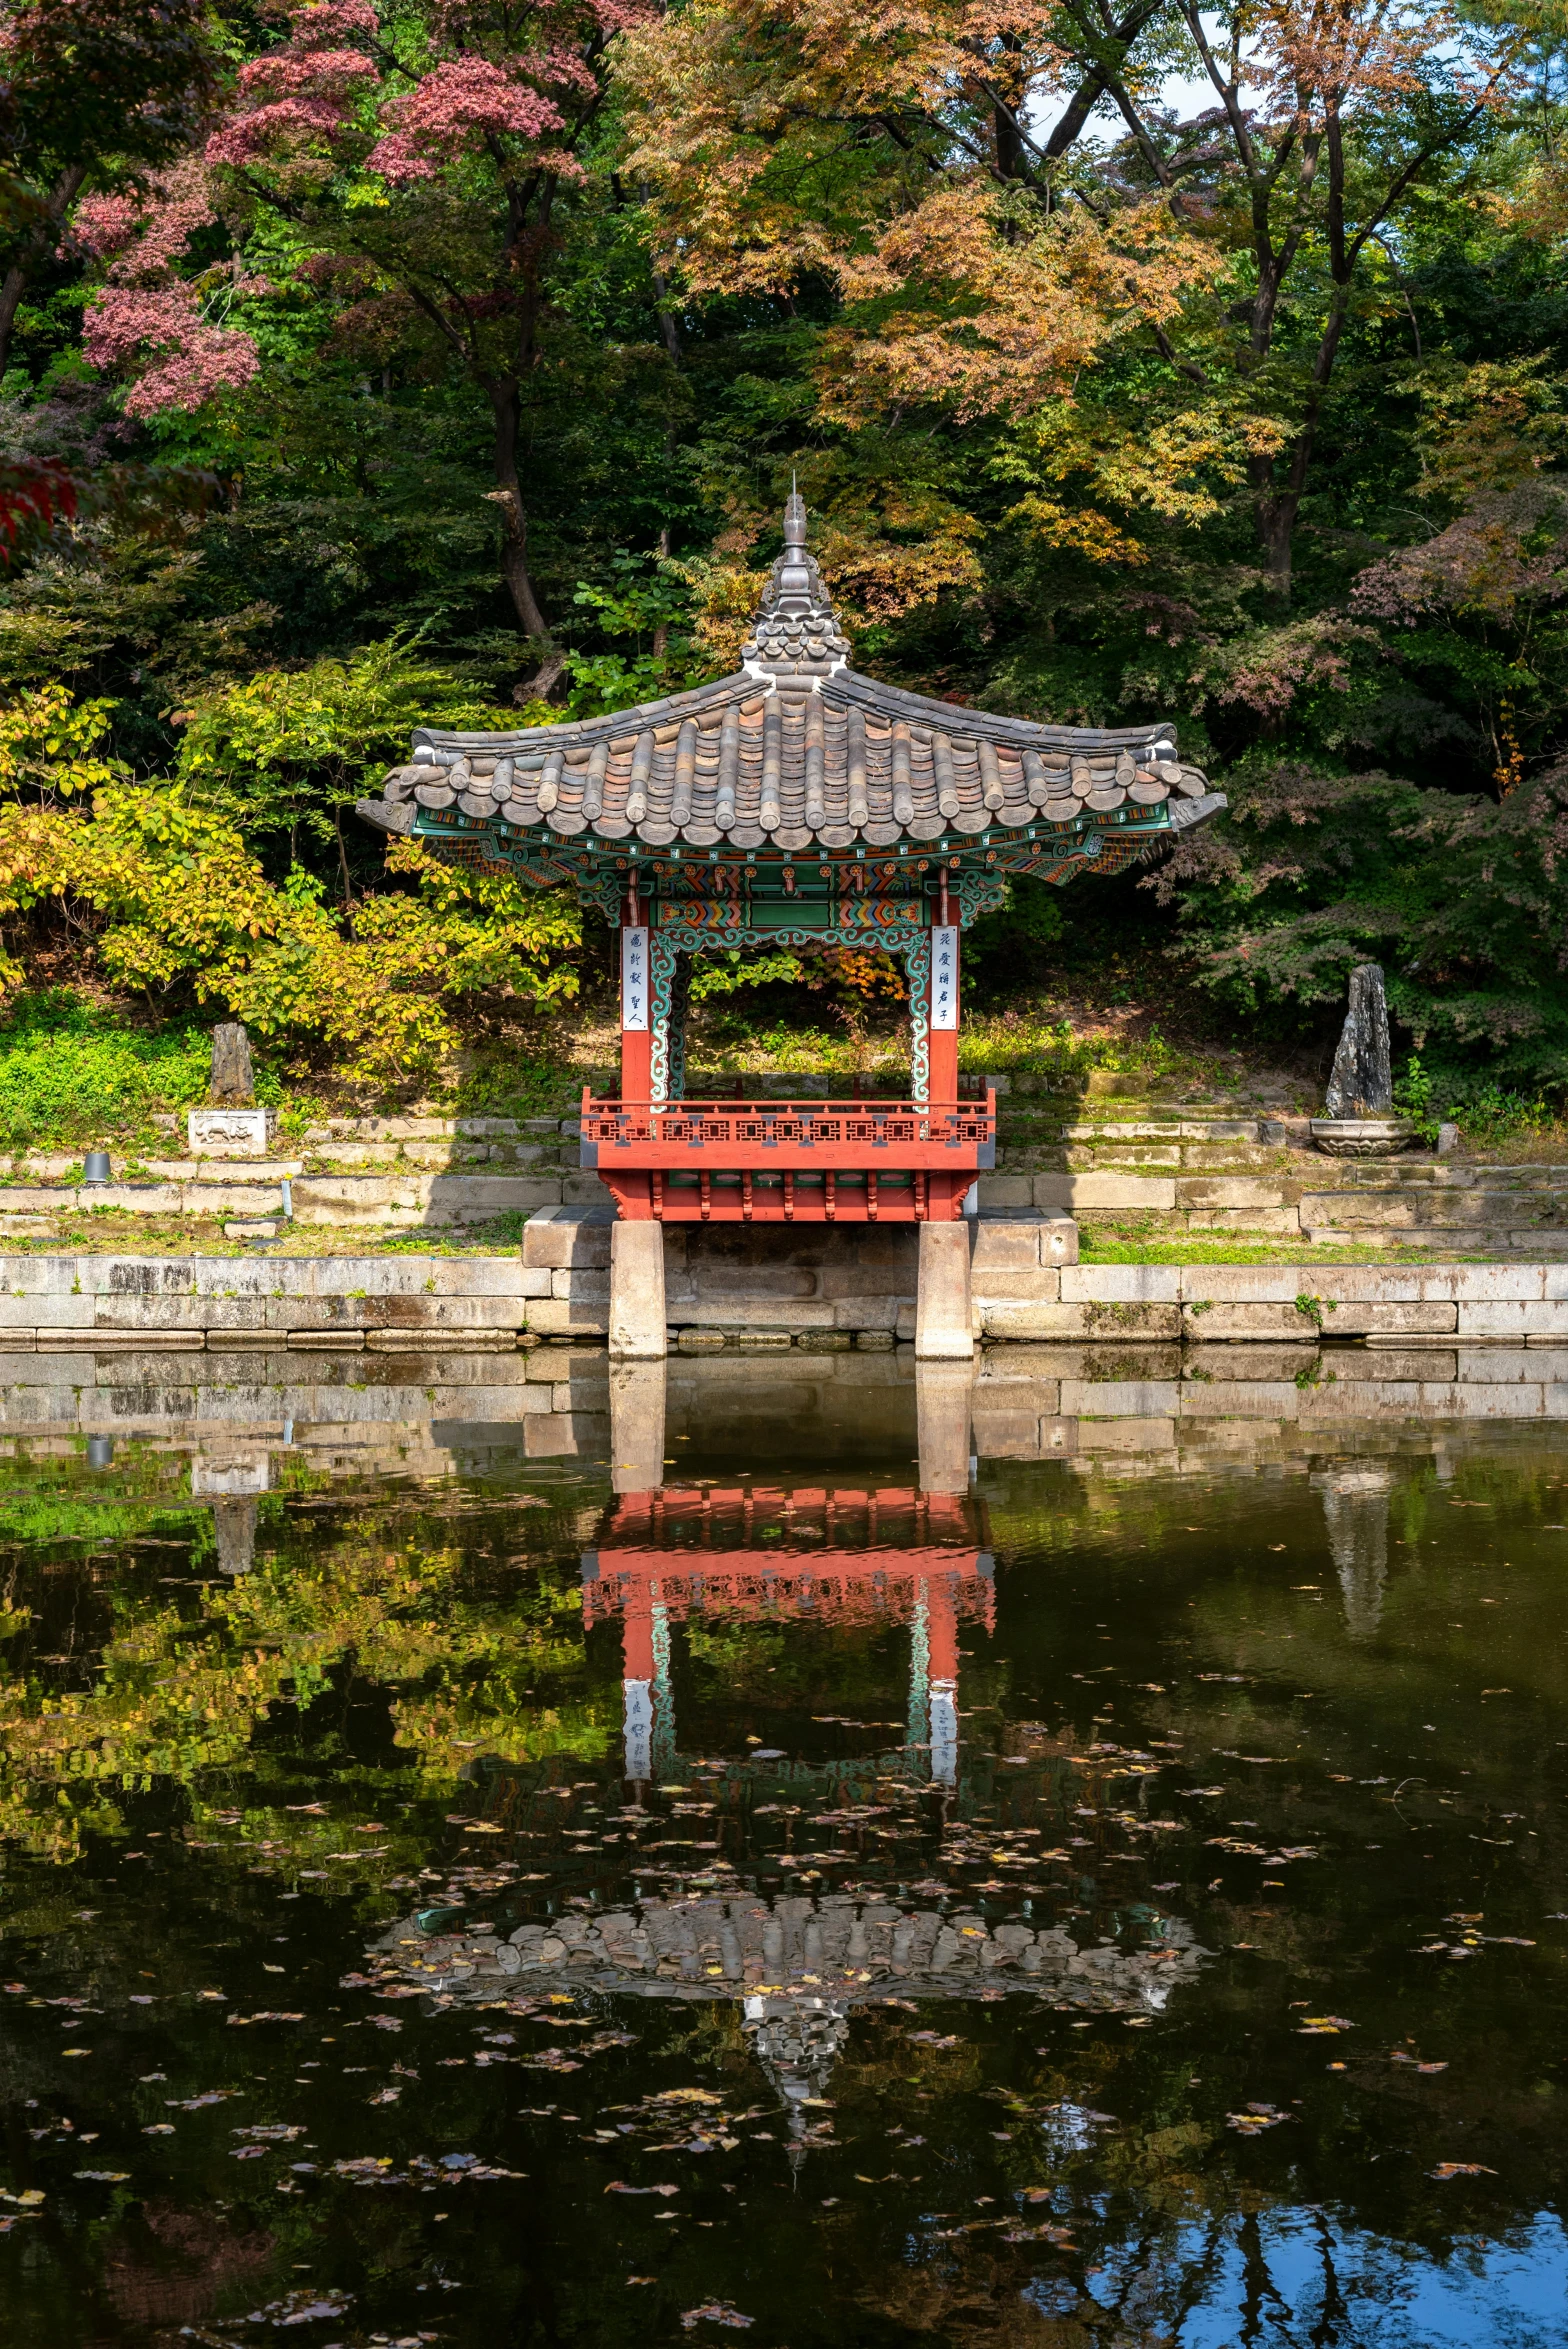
xmin=1309 ymin=1118 xmax=1414 ymax=1158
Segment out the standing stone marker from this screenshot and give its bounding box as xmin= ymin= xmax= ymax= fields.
xmin=1324 ymin=964 xmax=1394 ymax=1119
xmin=189 ymin=1021 xmax=274 ymax=1156
xmin=209 ymin=1022 xmax=255 ymax=1105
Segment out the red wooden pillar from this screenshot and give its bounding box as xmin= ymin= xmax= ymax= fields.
xmin=928 ymin=869 xmax=959 ymax=1106
xmin=620 ymin=883 xmax=651 ymax=1106
xmin=620 ymin=1578 xmax=656 ymax=1784
xmin=925 ymin=1572 xmax=960 ymax=1784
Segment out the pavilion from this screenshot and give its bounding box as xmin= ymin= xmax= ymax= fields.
xmin=356 ymin=496 xmax=1222 ymax=1351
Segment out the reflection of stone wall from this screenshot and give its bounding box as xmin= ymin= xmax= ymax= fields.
xmin=367 ymin=1892 xmax=1206 ymax=2017
xmin=0 ymin=1339 xmax=1564 ymax=1489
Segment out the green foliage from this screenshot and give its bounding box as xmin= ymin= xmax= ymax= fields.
xmin=964 ymin=877 xmax=1066 ymax=975
xmin=0 ymin=993 xmax=219 ymax=1144
xmin=563 ymin=553 xmax=711 ymax=718
xmin=0 ymin=0 xmax=1565 ymax=1106
xmin=0 ymin=683 xmax=125 ymax=800
xmin=1161 ymin=758 xmax=1568 ymax=1093
xmin=0 ymin=772 xmax=581 ymax=1086
xmin=689 ymin=950 xmax=806 ymax=1001
xmin=173 ymin=634 xmax=517 ymax=854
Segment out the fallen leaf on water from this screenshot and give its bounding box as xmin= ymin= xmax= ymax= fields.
xmin=605 ymin=2181 xmax=679 ymax=2196
xmin=1297 ymin=2017 xmax=1356 ymax=2034
xmin=681 ymin=2302 xmax=754 ymax=2330
xmin=1227 ymin=2104 xmax=1289 ymax=2133
xmin=73 ymin=2171 xmax=129 ymax=2182
xmin=1430 ymin=2162 xmax=1495 ymax=2179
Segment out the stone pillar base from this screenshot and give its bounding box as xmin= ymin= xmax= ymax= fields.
xmin=915 ymin=1220 xmax=973 ymax=1359
xmin=916 ymin=1359 xmax=973 ymax=1492
xmin=608 ymin=1220 xmax=666 ymax=1358
xmin=610 ymin=1360 xmax=666 ymax=1489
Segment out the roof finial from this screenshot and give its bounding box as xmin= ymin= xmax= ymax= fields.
xmin=783 ymin=477 xmax=806 ymax=549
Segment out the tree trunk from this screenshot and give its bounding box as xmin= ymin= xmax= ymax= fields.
xmin=0 ymin=268 xmax=28 ymax=385
xmin=1253 ymin=476 xmax=1296 ymax=602
xmin=486 ymin=378 xmax=550 ymax=641
xmin=0 ymin=164 xmax=86 ymax=380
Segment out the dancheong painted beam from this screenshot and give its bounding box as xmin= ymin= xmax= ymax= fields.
xmin=355 ymin=494 xmax=1225 ymax=1222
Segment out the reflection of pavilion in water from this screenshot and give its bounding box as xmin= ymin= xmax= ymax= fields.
xmin=368 ymin=1357 xmax=1205 ymax=2156
xmin=584 ymin=1481 xmax=994 ymax=1788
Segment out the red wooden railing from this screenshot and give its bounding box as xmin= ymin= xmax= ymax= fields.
xmin=579 ymin=1089 xmax=996 ymax=1222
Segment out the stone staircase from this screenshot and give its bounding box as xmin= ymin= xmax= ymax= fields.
xmin=5 ymin=1083 xmax=1563 ymax=1252
xmin=981 ymin=1089 xmax=1568 ymax=1252
xmin=0 ymin=1114 xmax=598 ymax=1236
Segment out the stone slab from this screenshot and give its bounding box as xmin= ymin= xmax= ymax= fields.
xmin=1033 ymin=1174 xmax=1179 ymax=1212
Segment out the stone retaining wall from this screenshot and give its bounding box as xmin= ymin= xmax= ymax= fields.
xmin=0 ymin=1239 xmax=1566 ymax=1346
xmin=526 ymin=1210 xmax=1568 ymax=1343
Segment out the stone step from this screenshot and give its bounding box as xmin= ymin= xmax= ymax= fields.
xmin=1305 ymin=1226 xmax=1568 ymax=1253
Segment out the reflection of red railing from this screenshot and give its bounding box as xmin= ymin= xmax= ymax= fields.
xmin=580 ymin=1091 xmax=996 ymax=1223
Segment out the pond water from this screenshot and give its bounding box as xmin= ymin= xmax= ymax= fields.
xmin=0 ymin=1350 xmax=1565 ymax=2347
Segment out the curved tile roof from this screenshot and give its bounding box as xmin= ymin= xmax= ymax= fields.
xmin=360 ymin=495 xmax=1222 ymax=854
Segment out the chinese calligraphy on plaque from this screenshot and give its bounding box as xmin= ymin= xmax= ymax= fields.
xmin=930 ymin=924 xmax=959 ymax=1031
xmin=621 ymin=926 xmax=649 ymax=1031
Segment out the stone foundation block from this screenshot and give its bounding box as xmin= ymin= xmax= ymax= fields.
xmin=833 ymin=1297 xmax=902 ymax=1332
xmin=970 ymin=1268 xmax=1062 ymax=1303
xmin=1063 ymin=1265 xmax=1181 ymax=1303
xmin=1040 ymin=1218 xmax=1079 ymax=1266
xmin=1033 ymin=1173 xmax=1179 ymax=1213
xmin=978 ymin=1301 xmax=1182 ymax=1341
xmin=971 ymin=1409 xmax=1048 ymax=1458
xmin=1185 ymin=1209 xmax=1304 ymax=1234
xmin=523 ymin=1298 xmax=610 ymax=1338
xmin=969 ymin=1220 xmax=1049 ymax=1271
xmin=553 ymin=1269 xmax=611 ymax=1302
xmin=1183 ymin=1299 xmax=1459 ymax=1339
xmin=82 ymin=1258 xmax=198 ymax=1297
xmin=90 ymin=1185 xmax=193 ymax=1214
xmin=974 ymin=1176 xmax=1035 ymax=1209
xmin=816 ymin=1266 xmax=915 ymax=1299
xmin=1176 ymin=1178 xmax=1287 ymax=1209
xmin=0 ymin=1293 xmax=90 ymax=1327
xmin=1458 ymin=1301 xmax=1568 ymax=1338
xmin=608 ymin=1220 xmax=667 ymax=1359
xmin=915 ymin=1221 xmax=974 ymax=1360
xmin=522 ymin=1205 xmax=615 ymax=1270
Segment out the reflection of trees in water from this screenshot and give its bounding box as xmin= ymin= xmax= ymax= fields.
xmin=1312 ymin=1465 xmax=1394 ymax=1640
xmin=0 ymin=1514 xmax=605 ymax=1862
xmin=105 ymin=2204 xmax=275 ymax=2329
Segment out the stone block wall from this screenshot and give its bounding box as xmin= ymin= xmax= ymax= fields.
xmin=522 ymin=1216 xmax=1568 ymax=1345
xmin=0 ymin=1242 xmax=1565 ymax=1352
xmin=522 ymin=1206 xmax=1079 ymax=1343
xmin=984 ymin=1097 xmax=1568 ymax=1251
